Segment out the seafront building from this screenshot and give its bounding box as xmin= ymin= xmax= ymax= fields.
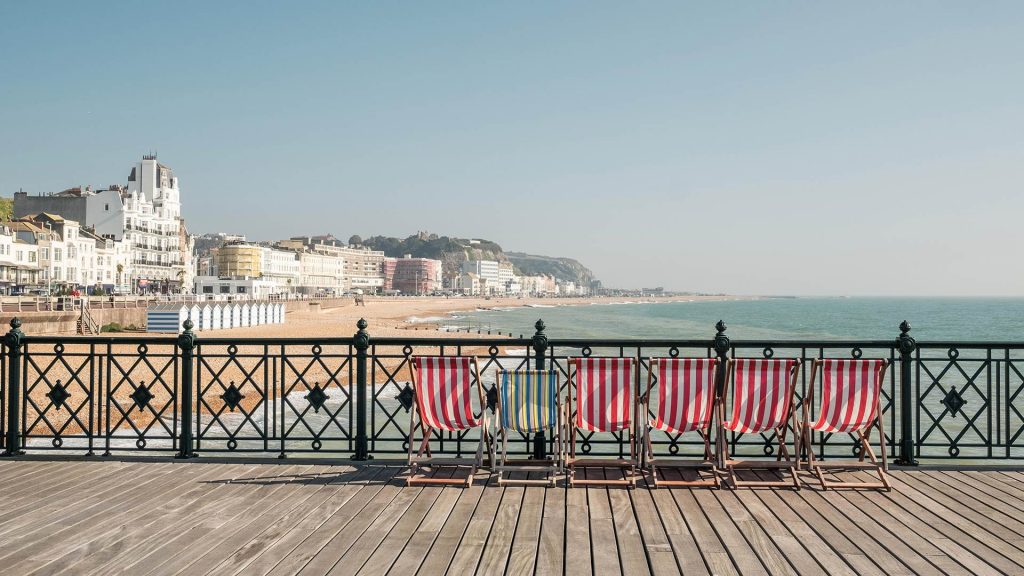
xmin=392 ymin=256 xmax=443 ymax=295
xmin=12 ymin=155 xmax=195 ymax=293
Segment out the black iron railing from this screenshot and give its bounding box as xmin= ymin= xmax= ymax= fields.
xmin=1 ymin=317 xmax=1022 ymax=463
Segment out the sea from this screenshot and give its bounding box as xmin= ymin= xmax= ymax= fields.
xmin=447 ymin=297 xmax=1024 ymax=342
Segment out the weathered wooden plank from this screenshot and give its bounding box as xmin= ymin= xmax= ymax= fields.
xmin=663 ymin=470 xmax=737 ymax=576
xmin=227 ymin=466 xmax=385 ymax=576
xmin=292 ymin=473 xmax=407 ymax=576
xmin=533 ymin=473 xmax=565 ymax=576
xmin=474 ymin=482 xmax=524 ymax=575
xmin=351 ymin=472 xmax=448 ymax=576
xmin=628 ymin=480 xmax=679 ymax=576
xmin=383 ymin=474 xmax=466 ymax=575
xmin=505 ymin=473 xmax=545 ymax=576
xmin=885 ymin=472 xmax=1024 ymax=564
xmin=864 ymin=470 xmax=1024 ymax=575
xmin=137 ymin=464 xmax=327 ymax=576
xmin=688 ymin=477 xmax=769 ymax=576
xmin=146 ymin=464 xmax=334 ymax=576
xmin=411 ymin=472 xmax=490 ymax=575
xmin=25 ymin=463 xmax=259 ymax=576
xmin=915 ymin=470 xmax=1024 ymax=539
xmin=0 ymin=462 xmax=178 ymax=544
xmin=563 ymin=471 xmax=593 ymax=576
xmin=607 ymin=486 xmax=650 ymax=575
xmin=264 ymin=467 xmax=399 ymax=576
xmin=838 ymin=470 xmax=999 ymax=576
xmin=443 ymin=478 xmax=503 ymax=574
xmin=718 ymin=485 xmax=830 ymax=576
xmin=647 ymin=485 xmax=710 ymax=575
xmin=0 ymin=462 xmax=195 ymax=564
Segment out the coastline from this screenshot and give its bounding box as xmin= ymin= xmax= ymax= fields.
xmin=194 ymin=294 xmax=748 ymax=339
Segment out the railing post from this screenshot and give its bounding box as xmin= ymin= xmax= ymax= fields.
xmin=2 ymin=318 xmax=25 ymax=456
xmin=352 ymin=318 xmax=371 ymax=461
xmin=531 ymin=319 xmax=548 ymax=460
xmin=176 ymin=319 xmax=197 ymax=459
xmin=712 ymin=321 xmax=731 ymax=463
xmin=895 ymin=320 xmax=918 ymax=466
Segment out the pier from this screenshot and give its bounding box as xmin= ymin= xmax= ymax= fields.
xmin=2 ymin=318 xmax=1024 ymax=573
xmin=2 ymin=459 xmax=1022 ymax=575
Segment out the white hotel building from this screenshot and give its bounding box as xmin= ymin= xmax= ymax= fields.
xmin=13 ymin=155 xmax=195 ymax=293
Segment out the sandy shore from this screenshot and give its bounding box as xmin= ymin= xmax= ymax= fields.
xmin=198 ymin=294 xmax=742 ymax=340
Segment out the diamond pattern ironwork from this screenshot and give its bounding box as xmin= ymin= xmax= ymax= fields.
xmin=221 ymin=382 xmax=245 ymax=412
xmin=486 ymin=384 xmax=498 ymax=413
xmin=46 ymin=380 xmax=71 ymax=410
xmin=130 ymin=381 xmax=155 ymax=411
xmin=396 ymin=384 xmax=415 ymax=412
xmin=941 ymin=387 xmax=967 ymax=417
xmin=305 ymin=383 xmax=329 ymax=413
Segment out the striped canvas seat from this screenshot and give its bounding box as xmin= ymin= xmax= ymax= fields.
xmin=574 ymin=357 xmax=634 ymax=433
xmin=723 ymin=358 xmax=798 ymax=434
xmin=650 ymin=358 xmax=718 ymax=434
xmin=499 ymin=370 xmax=558 ymax=433
xmin=411 ymin=357 xmax=481 ymax=431
xmin=808 ymin=359 xmax=886 ymax=434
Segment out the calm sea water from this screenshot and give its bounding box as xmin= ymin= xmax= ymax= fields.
xmin=453 ymin=297 xmax=1024 ymax=341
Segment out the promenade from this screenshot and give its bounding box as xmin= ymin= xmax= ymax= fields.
xmin=1 ymin=459 xmax=1022 ymax=575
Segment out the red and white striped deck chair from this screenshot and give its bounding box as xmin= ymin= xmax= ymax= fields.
xmin=719 ymin=358 xmax=801 ymax=488
xmin=565 ymin=357 xmax=639 ymax=487
xmin=801 ymin=358 xmax=891 ymax=490
xmin=406 ymin=356 xmax=493 ymax=486
xmin=641 ymin=358 xmax=720 ymax=488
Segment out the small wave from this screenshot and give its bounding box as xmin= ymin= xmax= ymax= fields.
xmin=406 ymin=316 xmax=449 ymax=323
xmin=525 ymin=304 xmax=555 ymax=308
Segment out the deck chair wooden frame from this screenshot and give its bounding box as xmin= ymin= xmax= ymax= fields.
xmin=493 ymin=369 xmax=563 ymax=486
xmin=565 ymin=357 xmax=639 ymax=488
xmin=641 ymin=357 xmax=721 ymax=488
xmin=718 ymin=358 xmax=801 ymax=489
xmin=800 ymin=358 xmax=891 ymax=490
xmin=406 ymin=356 xmax=493 ymax=486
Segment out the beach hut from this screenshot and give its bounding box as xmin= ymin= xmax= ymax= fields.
xmin=249 ymin=302 xmax=260 ymax=326
xmin=230 ymin=303 xmax=241 ymax=328
xmin=146 ymin=303 xmax=187 ymax=333
xmin=240 ymin=303 xmax=251 ymax=327
xmin=220 ymin=303 xmax=233 ymax=329
xmin=258 ymin=302 xmax=267 ymax=326
xmin=274 ymin=302 xmax=284 ymax=324
xmin=211 ymin=303 xmax=222 ymax=330
xmin=200 ymin=304 xmax=213 ymax=331
xmin=188 ymin=304 xmax=201 ymax=331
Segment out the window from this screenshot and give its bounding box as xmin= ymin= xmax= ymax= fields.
xmin=236 ymin=286 xmax=247 ymax=294
xmin=105 ymin=204 xmax=109 ymax=211
xmin=202 ymin=286 xmax=213 ymax=294
xmin=219 ymin=285 xmax=230 ymax=294
xmin=54 ymin=248 xmax=62 ymax=261
xmin=41 ymin=248 xmax=49 ymax=259
xmin=29 ymin=252 xmax=36 ymax=263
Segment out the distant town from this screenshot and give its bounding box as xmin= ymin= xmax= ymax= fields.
xmin=1 ymin=155 xmax=681 ymax=300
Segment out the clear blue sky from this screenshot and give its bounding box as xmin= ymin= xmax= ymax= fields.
xmin=2 ymin=2 xmax=1021 ymax=295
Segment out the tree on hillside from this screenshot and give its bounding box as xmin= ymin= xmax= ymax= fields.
xmin=0 ymin=198 xmax=12 ymax=221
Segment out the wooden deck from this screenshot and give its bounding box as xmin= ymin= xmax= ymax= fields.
xmin=1 ymin=459 xmax=1023 ymax=575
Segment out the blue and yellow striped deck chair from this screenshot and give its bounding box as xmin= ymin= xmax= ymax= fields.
xmin=494 ymin=370 xmax=563 ymax=486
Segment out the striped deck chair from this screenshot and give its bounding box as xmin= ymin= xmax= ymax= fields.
xmin=406 ymin=356 xmax=493 ymax=486
xmin=641 ymin=358 xmax=720 ymax=488
xmin=493 ymin=370 xmax=562 ymax=486
xmin=801 ymin=358 xmax=891 ymax=490
xmin=719 ymin=358 xmax=801 ymax=488
xmin=566 ymin=357 xmax=639 ymax=487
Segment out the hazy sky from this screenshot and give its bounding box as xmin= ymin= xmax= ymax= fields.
xmin=2 ymin=2 xmax=1022 ymax=296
